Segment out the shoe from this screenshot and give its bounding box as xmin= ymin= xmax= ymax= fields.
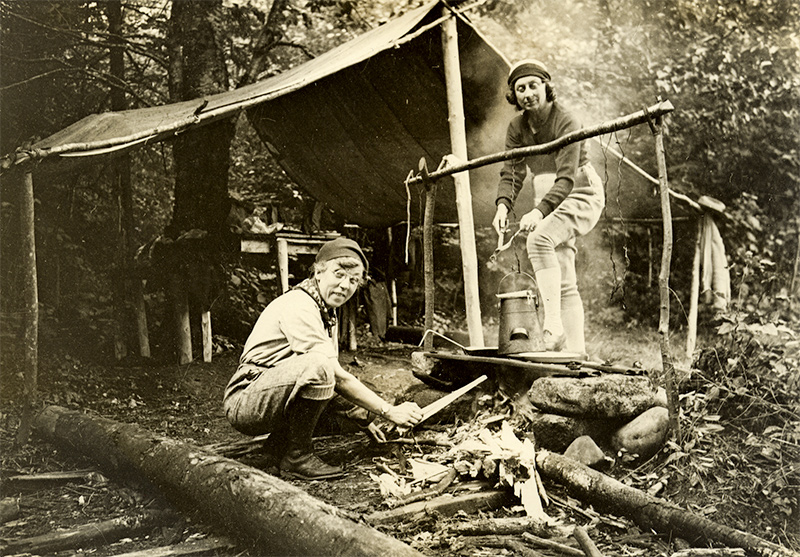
xmin=280 ymin=451 xmax=344 ymax=480
xmin=543 ymin=330 xmax=566 ymax=352
xmin=279 ymin=396 xmax=344 ymax=481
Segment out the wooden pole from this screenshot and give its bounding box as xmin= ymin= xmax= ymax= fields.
xmin=420 ymin=157 xmax=436 ymax=352
xmin=653 ymin=116 xmax=680 ymax=441
xmin=406 ymin=100 xmax=675 ymax=187
xmin=16 ymin=170 xmax=39 ymax=446
xmin=170 ymin=274 xmax=192 ymax=365
xmin=440 ymin=8 xmax=484 ymax=347
xmin=201 ymin=310 xmax=212 ymax=362
xmin=686 ymin=216 xmax=703 ymax=359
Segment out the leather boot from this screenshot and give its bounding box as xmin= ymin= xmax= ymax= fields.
xmin=279 ymin=397 xmax=344 ymax=480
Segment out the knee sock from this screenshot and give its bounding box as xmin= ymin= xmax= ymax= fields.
xmin=561 ymin=293 xmax=586 ymax=354
xmin=534 ymin=266 xmax=563 ymax=336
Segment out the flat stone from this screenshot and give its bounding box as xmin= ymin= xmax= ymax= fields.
xmin=527 ymin=375 xmax=659 ymax=419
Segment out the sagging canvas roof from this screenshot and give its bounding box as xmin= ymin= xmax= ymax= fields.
xmin=11 ymin=0 xmax=696 ymax=229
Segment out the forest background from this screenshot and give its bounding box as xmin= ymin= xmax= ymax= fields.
xmin=2 ymin=0 xmax=799 ymax=366
xmin=0 ymin=0 xmax=799 ymax=551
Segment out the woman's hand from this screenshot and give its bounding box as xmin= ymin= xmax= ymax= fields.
xmin=366 ymin=422 xmax=387 ymax=443
xmin=519 ymin=208 xmax=544 ymax=232
xmin=492 ymin=204 xmax=509 ymax=235
xmin=385 ymin=401 xmax=423 ymax=428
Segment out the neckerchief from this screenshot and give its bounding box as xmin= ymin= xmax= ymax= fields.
xmin=293 ymin=276 xmax=337 ymax=335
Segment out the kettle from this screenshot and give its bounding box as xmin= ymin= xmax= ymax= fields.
xmin=497 ymin=272 xmax=544 ymax=355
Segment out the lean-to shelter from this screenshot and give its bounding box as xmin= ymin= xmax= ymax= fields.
xmin=3 ymin=0 xmax=723 ymax=362
xmin=3 ymin=0 xmax=697 ymax=228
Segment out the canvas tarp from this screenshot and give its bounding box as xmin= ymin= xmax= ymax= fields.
xmin=9 ymin=0 xmax=696 ymax=229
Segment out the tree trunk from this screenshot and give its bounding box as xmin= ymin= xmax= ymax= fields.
xmin=535 ymin=449 xmax=799 ymax=557
xmin=167 ymin=0 xmax=234 ymax=241
xmin=32 ymin=405 xmax=423 ymax=557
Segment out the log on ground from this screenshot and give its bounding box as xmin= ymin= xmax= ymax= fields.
xmin=536 ymin=449 xmax=799 ymax=557
xmin=1 ymin=509 xmax=174 ymax=555
xmin=32 ymin=405 xmax=423 ymax=557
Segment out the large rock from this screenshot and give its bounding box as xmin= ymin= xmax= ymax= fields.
xmin=527 ymin=375 xmax=659 ymax=419
xmin=564 ymin=435 xmax=608 ymax=468
xmin=522 ymin=410 xmax=622 ymax=452
xmin=612 ymin=406 xmax=670 ymax=459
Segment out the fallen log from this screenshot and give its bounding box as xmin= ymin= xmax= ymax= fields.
xmin=459 ymin=535 xmax=543 ymax=557
xmin=107 ymin=535 xmax=234 ymax=556
xmin=32 ymin=405 xmax=423 ymax=557
xmin=535 ymin=450 xmax=799 ymax=557
xmin=0 ymin=509 xmax=174 ymax=555
xmin=448 ymin=516 xmax=569 ymax=538
xmin=365 ymin=490 xmax=512 ymax=525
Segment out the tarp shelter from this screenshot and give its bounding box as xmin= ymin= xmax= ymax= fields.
xmin=4 ymin=0 xmax=698 ymax=228
xmin=3 ymin=0 xmax=722 ymax=357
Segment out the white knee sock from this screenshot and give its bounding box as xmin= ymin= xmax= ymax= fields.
xmin=534 ymin=267 xmax=563 ymax=336
xmin=561 ymin=295 xmax=586 ymax=354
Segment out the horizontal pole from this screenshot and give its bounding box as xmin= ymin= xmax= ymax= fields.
xmin=407 ymin=99 xmax=674 ymax=186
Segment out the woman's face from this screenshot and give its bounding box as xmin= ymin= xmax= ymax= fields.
xmin=514 ymin=75 xmax=547 ymax=113
xmin=315 ymin=260 xmax=364 ymax=308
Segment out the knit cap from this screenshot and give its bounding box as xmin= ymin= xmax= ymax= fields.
xmin=315 ymin=237 xmax=369 ymax=273
xmin=507 ymin=59 xmax=551 ymax=86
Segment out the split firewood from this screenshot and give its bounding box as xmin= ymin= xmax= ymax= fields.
xmin=365 ymin=489 xmax=513 ymax=525
xmin=535 ymin=449 xmax=800 ymax=557
xmin=459 ymin=535 xmax=544 ymax=557
xmin=0 ymin=509 xmax=176 ymax=555
xmin=521 ymin=532 xmax=586 ymax=557
xmin=33 ymin=405 xmax=424 ymax=557
xmin=397 ymin=467 xmax=457 ymax=505
xmin=573 ymin=525 xmax=605 ymax=557
xmin=105 ymin=535 xmax=235 ymax=557
xmin=448 ymin=516 xmax=572 ymax=538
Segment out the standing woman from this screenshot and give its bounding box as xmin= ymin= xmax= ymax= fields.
xmin=492 ymin=60 xmax=605 ymax=355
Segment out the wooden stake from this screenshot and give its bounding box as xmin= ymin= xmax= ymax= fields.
xmin=653 ymin=115 xmax=681 ymax=441
xmin=17 ymin=170 xmax=38 ymax=446
xmin=420 ymin=157 xmax=436 ymax=353
xmin=201 ymin=310 xmax=212 ymax=362
xmin=440 ymin=8 xmax=484 ymax=347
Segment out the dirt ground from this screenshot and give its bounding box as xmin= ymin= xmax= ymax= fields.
xmin=1 ymin=330 xmax=798 ymax=557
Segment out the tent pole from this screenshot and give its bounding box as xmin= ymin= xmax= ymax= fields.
xmin=17 ymin=169 xmax=39 ymax=445
xmin=440 ymin=8 xmax=484 ymax=347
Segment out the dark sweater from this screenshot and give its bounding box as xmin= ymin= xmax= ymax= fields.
xmin=495 ymin=101 xmax=588 ymax=217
